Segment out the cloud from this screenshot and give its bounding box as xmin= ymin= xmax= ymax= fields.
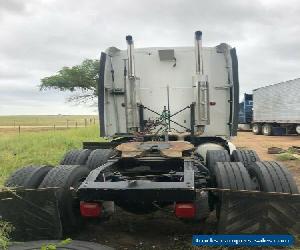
xmin=0 ymin=0 xmax=27 ymax=14
xmin=0 ymin=0 xmax=300 ymax=114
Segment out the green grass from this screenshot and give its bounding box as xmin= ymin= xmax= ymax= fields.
xmin=276 ymin=153 xmax=298 ymax=161
xmin=0 ymin=125 xmax=104 ymax=185
xmin=0 ymin=115 xmax=98 ymax=126
xmin=0 ymin=221 xmax=13 ymax=250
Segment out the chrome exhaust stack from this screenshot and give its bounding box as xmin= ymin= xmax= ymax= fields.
xmin=125 ymin=35 xmax=139 ymax=132
xmin=194 ymin=31 xmax=210 ymax=134
xmin=126 ymin=35 xmax=135 ymax=78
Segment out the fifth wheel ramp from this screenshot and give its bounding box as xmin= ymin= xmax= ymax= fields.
xmin=214 ymin=189 xmax=300 ymax=234
xmin=0 ymin=188 xmax=62 ymax=241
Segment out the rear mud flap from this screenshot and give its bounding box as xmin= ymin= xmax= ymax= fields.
xmin=214 ymin=189 xmax=300 ymax=234
xmin=0 ymin=188 xmax=62 ymax=241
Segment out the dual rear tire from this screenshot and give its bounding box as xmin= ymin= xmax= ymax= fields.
xmin=208 ymin=150 xmax=299 ymax=222
xmin=5 ymin=165 xmax=52 ymax=188
xmin=248 ymin=161 xmax=298 ymax=193
xmin=208 ymin=149 xmax=298 ymax=194
xmin=60 ymin=149 xmax=92 ymax=165
xmin=5 ymin=148 xmax=114 ymax=235
xmin=39 ymin=165 xmax=90 ymax=234
xmin=61 ymin=148 xmax=114 ymax=170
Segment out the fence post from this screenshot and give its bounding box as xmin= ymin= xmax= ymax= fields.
xmin=54 ymin=124 xmax=56 ymax=131
xmin=18 ymin=125 xmax=21 ymax=134
xmin=76 ymin=121 xmax=78 ymax=128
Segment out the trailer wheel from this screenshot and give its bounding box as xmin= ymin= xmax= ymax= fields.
xmin=247 ymin=161 xmax=299 ymax=193
xmin=296 ymin=125 xmax=300 ymax=135
xmin=231 ymin=150 xmax=260 ymax=168
xmin=60 ymin=149 xmax=81 ymax=165
xmin=252 ymin=123 xmax=262 ymax=135
xmin=86 ymin=149 xmax=115 ymax=170
xmin=5 ymin=165 xmax=52 ymax=188
xmin=39 ymin=165 xmax=90 ymax=234
xmin=262 ymin=124 xmax=272 ymax=136
xmin=206 ymin=150 xmax=230 ymax=173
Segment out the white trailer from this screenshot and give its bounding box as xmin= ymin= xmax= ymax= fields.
xmin=252 ymin=78 xmax=300 ymax=135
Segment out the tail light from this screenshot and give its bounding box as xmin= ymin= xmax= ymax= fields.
xmin=175 ymin=202 xmax=196 ymax=218
xmin=80 ymin=202 xmax=102 ymax=218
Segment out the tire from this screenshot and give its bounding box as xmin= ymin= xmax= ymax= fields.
xmin=247 ymin=161 xmax=299 ymax=193
xmin=206 ymin=150 xmax=230 ymax=174
xmin=60 ymin=149 xmax=81 ymax=165
xmin=39 ymin=165 xmax=90 ymax=234
xmin=296 ymin=125 xmax=300 ymax=135
xmin=231 ymin=150 xmax=260 ymax=169
xmin=252 ymin=123 xmax=262 ymax=135
xmin=212 ymin=162 xmax=253 ymax=190
xmin=5 ymin=165 xmax=52 ymax=188
xmin=262 ymin=123 xmax=272 ymax=136
xmin=9 ymin=240 xmax=112 ymax=250
xmin=76 ymin=149 xmax=92 ymax=165
xmin=60 ymin=149 xmax=92 ymax=165
xmin=86 ymin=149 xmax=115 ymax=170
xmin=194 ymin=191 xmax=210 ymax=221
xmin=211 ymin=162 xmax=253 ymax=220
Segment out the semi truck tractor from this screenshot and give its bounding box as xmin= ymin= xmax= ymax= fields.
xmin=2 ymin=31 xmax=300 ymax=241
xmin=238 ymin=93 xmax=253 ymax=130
xmin=252 ymin=78 xmax=300 ymax=136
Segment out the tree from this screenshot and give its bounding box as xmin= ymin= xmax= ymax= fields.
xmin=40 ymin=59 xmax=100 ymax=103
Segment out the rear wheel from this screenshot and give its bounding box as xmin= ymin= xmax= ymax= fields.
xmin=5 ymin=165 xmax=52 ymax=188
xmin=212 ymin=162 xmax=253 ymax=190
xmin=206 ymin=150 xmax=230 ymax=174
xmin=247 ymin=161 xmax=299 ymax=193
xmin=76 ymin=149 xmax=92 ymax=165
xmin=211 ymin=162 xmax=253 ymax=219
xmin=39 ymin=165 xmax=90 ymax=234
xmin=252 ymin=123 xmax=262 ymax=135
xmin=231 ymin=150 xmax=260 ymax=168
xmin=60 ymin=150 xmax=81 ymax=165
xmin=262 ymin=124 xmax=272 ymax=136
xmin=86 ymin=149 xmax=115 ymax=170
xmin=60 ymin=149 xmax=92 ymax=165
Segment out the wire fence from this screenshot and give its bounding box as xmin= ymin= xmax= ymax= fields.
xmin=0 ymin=117 xmax=98 ymax=134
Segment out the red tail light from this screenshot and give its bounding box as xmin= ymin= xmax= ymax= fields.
xmin=175 ymin=202 xmax=196 ymax=218
xmin=80 ymin=202 xmax=102 ymax=217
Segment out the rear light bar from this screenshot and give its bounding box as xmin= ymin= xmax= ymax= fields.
xmin=80 ymin=202 xmax=102 ymax=218
xmin=175 ymin=202 xmax=196 ymax=218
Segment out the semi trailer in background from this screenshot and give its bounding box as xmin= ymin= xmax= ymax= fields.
xmin=252 ymin=78 xmax=300 ymax=136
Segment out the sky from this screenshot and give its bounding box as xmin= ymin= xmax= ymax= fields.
xmin=0 ymin=0 xmax=300 ymax=115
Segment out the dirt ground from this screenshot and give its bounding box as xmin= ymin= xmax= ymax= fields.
xmin=74 ymin=132 xmax=300 ymax=250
